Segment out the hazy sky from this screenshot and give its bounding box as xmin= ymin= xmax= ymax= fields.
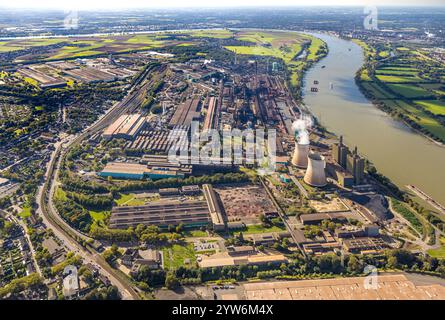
xmin=1 ymin=0 xmax=444 ymax=10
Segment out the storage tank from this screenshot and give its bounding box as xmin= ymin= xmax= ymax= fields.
xmin=291 ymin=142 xmax=309 ymax=168
xmin=304 ymin=153 xmax=327 ymax=187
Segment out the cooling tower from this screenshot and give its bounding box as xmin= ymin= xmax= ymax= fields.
xmin=304 ymin=153 xmax=327 ymax=187
xmin=291 ymin=143 xmax=310 ymax=168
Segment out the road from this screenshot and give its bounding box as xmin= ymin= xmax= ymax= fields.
xmin=34 ymin=69 xmax=156 ymax=300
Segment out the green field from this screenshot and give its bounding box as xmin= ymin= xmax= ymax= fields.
xmin=383 ymin=100 xmax=445 ymax=139
xmin=225 ymin=30 xmax=308 ymax=63
xmin=376 ymin=74 xmax=423 ymax=83
xmin=162 ymin=244 xmax=196 ymax=270
xmin=427 ymin=238 xmax=445 ymax=259
xmin=185 ymin=29 xmax=234 ymax=39
xmin=89 ymin=210 xmax=110 ymax=223
xmin=54 ymin=187 xmax=68 ymax=201
xmin=19 ymin=206 xmax=32 ymax=219
xmin=361 ymin=82 xmax=395 ymax=99
xmin=114 ymin=193 xmax=146 ymax=206
xmin=390 ymin=198 xmax=424 ymax=236
xmin=414 ymin=100 xmax=445 ymax=116
xmin=376 ymin=69 xmax=419 ymax=76
xmin=1 ymin=34 xmax=168 ymax=61
xmin=386 ymin=83 xmax=433 ymax=98
xmin=231 ymin=224 xmax=286 ymax=236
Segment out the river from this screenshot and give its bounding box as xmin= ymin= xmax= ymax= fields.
xmin=303 ymin=32 xmax=445 ymax=206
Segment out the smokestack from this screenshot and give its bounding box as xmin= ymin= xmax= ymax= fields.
xmin=292 ymin=142 xmax=309 ymax=168
xmin=304 ymin=153 xmax=327 ymax=187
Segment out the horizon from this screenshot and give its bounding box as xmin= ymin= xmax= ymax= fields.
xmin=2 ymin=1 xmax=445 ymax=10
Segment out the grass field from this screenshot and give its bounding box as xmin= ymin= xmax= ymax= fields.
xmin=386 ymin=83 xmax=433 ymax=98
xmin=427 ymin=237 xmax=445 ymax=259
xmin=1 ymin=34 xmax=168 ymax=61
xmin=362 ymin=82 xmax=395 ymax=99
xmin=89 ymin=210 xmax=110 ymax=223
xmin=54 ymin=187 xmax=67 ymax=201
xmin=19 ymin=206 xmax=32 ymax=219
xmin=414 ymin=100 xmax=445 ymax=116
xmin=185 ymin=29 xmax=234 ymax=39
xmin=162 ymin=243 xmax=196 ymax=270
xmin=376 ymin=69 xmax=419 ymax=76
xmin=231 ymin=224 xmax=286 ymax=236
xmin=390 ymin=197 xmax=424 ymax=236
xmin=225 ymin=30 xmax=308 ymax=63
xmin=376 ymin=75 xmax=423 ymax=83
xmin=114 ymin=193 xmax=146 ymax=206
xmin=384 ymin=100 xmax=445 ymax=140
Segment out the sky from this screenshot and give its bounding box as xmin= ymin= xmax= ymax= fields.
xmin=1 ymin=0 xmax=444 ymax=10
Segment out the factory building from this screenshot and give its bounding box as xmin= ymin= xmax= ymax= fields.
xmin=332 ymin=136 xmax=349 ymax=169
xmin=168 ymin=97 xmax=201 ymax=128
xmin=103 ymin=114 xmax=147 ymax=140
xmin=299 ymin=212 xmax=348 ymax=225
xmin=202 ymin=184 xmax=226 ymax=231
xmin=342 ymin=237 xmax=387 ymax=254
xmin=98 ymin=161 xmax=189 ymax=180
xmin=331 ymin=136 xmax=365 ymax=186
xmin=98 ymin=162 xmax=147 ymax=180
xmin=109 ymin=184 xmax=227 ymax=231
xmin=335 ymin=170 xmax=354 ymax=188
xmin=347 ymin=147 xmax=365 ymax=185
xmin=109 ymin=200 xmax=211 ymax=229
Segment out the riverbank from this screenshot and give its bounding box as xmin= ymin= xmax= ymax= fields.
xmin=301 ymin=32 xmax=445 ymax=207
xmin=352 ymin=39 xmax=445 ymax=147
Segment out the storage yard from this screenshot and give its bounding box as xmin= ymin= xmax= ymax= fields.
xmin=215 ymin=184 xmax=277 ymax=224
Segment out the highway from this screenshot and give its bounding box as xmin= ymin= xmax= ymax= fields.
xmin=34 ymin=67 xmax=157 ymax=300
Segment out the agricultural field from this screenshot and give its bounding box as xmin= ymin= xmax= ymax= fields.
xmin=358 ymin=42 xmax=445 ymax=142
xmin=225 ymin=30 xmax=309 ymax=63
xmin=361 ymin=82 xmax=395 ymax=99
xmin=375 ymin=74 xmax=424 ymax=83
xmin=224 ymin=30 xmax=326 ymax=87
xmin=415 ymin=100 xmax=445 ymax=116
xmin=385 ymin=84 xmax=433 ymax=98
xmin=0 ymin=33 xmax=170 ymax=62
xmin=183 ymin=29 xmax=234 ymax=39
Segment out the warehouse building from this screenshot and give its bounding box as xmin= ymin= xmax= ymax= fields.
xmin=103 ymin=114 xmax=147 ymax=140
xmin=109 ymin=200 xmax=211 ymax=229
xmin=98 ymin=161 xmax=189 ymax=180
xmin=202 ymin=184 xmax=226 ymax=231
xmin=342 ymin=237 xmax=387 ymax=254
xmin=98 ymin=162 xmax=147 ymax=180
xmin=299 ymin=212 xmax=348 ymax=225
xmin=109 ymin=184 xmax=227 ymax=230
xmin=168 ymin=97 xmax=201 ymax=128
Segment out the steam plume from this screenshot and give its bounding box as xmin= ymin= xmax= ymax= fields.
xmin=292 ymin=114 xmax=313 ymax=145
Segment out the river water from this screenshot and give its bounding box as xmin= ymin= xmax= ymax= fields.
xmin=303 ymin=32 xmax=445 ymax=206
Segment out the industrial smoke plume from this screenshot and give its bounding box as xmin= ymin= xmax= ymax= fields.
xmin=292 ymin=114 xmax=313 ymax=145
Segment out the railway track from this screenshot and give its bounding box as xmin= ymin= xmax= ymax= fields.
xmin=37 ymin=64 xmax=162 ymax=300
